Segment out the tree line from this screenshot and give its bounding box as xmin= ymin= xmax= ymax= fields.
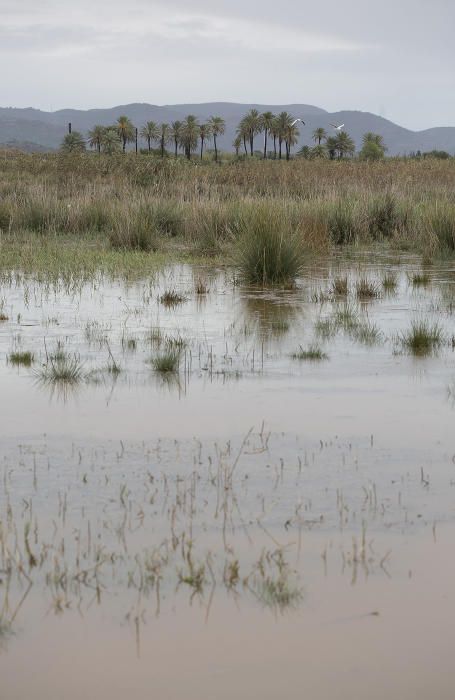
xmin=61 ymin=109 xmax=388 ymax=161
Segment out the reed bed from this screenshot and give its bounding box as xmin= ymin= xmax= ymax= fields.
xmin=1 ymin=152 xmax=455 ymax=272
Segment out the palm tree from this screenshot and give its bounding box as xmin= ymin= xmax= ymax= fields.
xmin=180 ymin=115 xmax=199 ymax=160
xmin=88 ymin=125 xmax=105 ymax=153
xmin=101 ymin=128 xmax=122 ymax=155
xmin=61 ymin=132 xmax=86 ymax=153
xmin=236 ymin=123 xmax=249 ymax=156
xmin=362 ymin=132 xmax=387 ymax=151
xmin=209 ymin=116 xmax=225 ymax=162
xmin=275 ymin=112 xmax=293 ymax=160
xmin=312 ymin=127 xmax=327 ymax=146
xmin=271 ymin=118 xmax=279 ymax=159
xmin=199 ymin=123 xmax=212 ymax=160
xmin=335 ymin=131 xmax=356 ymax=159
xmin=244 ymin=109 xmax=262 ymax=155
xmin=233 ymin=135 xmax=242 ymax=157
xmin=326 ymin=136 xmax=338 ymax=160
xmin=170 ymin=121 xmax=183 ymax=157
xmin=310 ymin=144 xmax=328 ymax=159
xmin=159 ymin=123 xmax=171 ymax=158
xmin=116 ymin=116 xmax=135 ymax=153
xmin=140 ymin=121 xmax=159 ymax=152
xmin=260 ymin=111 xmax=275 ymax=159
xmin=284 ymin=121 xmax=300 ymax=160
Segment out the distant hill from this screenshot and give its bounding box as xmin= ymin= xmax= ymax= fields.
xmin=0 ymin=103 xmax=454 ymax=155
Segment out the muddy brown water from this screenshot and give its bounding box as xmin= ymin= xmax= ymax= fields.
xmin=0 ymin=250 xmax=454 ymax=699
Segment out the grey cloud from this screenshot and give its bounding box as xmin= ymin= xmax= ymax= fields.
xmin=0 ymin=0 xmax=454 ymax=129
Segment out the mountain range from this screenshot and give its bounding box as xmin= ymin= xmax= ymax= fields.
xmin=1 ymin=102 xmax=454 ymax=155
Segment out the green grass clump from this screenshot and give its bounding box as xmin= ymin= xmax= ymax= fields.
xmin=333 ymin=303 xmax=360 ymax=331
xmin=330 ymin=275 xmax=349 ymax=297
xmin=159 ymin=289 xmax=187 ymax=307
xmin=410 ymin=272 xmax=431 ymax=287
xmin=0 ymin=202 xmax=12 ymax=232
xmin=355 ymin=277 xmax=381 ymax=300
xmin=270 ymin=318 xmax=290 ymax=335
xmin=291 ymin=344 xmax=328 ymax=361
xmin=109 ymin=206 xmax=159 ymax=251
xmin=314 ymin=317 xmax=336 ymax=339
xmin=351 ymin=320 xmax=383 ymax=345
xmin=327 ymin=199 xmax=360 ymax=245
xmin=151 ymin=349 xmax=181 ymax=373
xmin=400 ymin=320 xmax=443 ymax=356
xmin=367 ymin=192 xmax=401 ymax=240
xmin=236 ymin=206 xmax=304 ymax=286
xmin=8 ymin=351 xmax=35 ymax=366
xmin=382 ymin=271 xmax=398 ymax=291
xmin=427 ymin=203 xmax=455 ymax=252
xmin=38 ymin=352 xmax=85 ymax=383
xmin=152 ymin=201 xmax=183 ymax=237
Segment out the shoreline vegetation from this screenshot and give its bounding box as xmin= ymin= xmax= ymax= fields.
xmin=1 ymin=151 xmax=455 ymax=284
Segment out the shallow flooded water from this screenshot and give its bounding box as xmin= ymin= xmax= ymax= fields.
xmin=1 ymin=250 xmax=455 ymax=698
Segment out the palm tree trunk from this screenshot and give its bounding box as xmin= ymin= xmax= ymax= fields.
xmin=273 ymin=135 xmax=277 ymax=159
xmin=200 ymin=137 xmax=204 ymax=160
xmin=148 ymin=137 xmax=151 ymax=152
xmin=214 ymin=135 xmax=218 ymax=162
xmin=263 ymin=130 xmax=268 ymax=159
xmin=278 ymin=137 xmax=282 ymax=160
xmin=123 ymin=136 xmax=126 ymax=153
xmin=243 ymin=137 xmax=247 ymax=156
xmin=250 ymin=134 xmax=254 ymax=156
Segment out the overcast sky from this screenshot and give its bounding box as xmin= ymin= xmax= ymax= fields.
xmin=1 ymin=0 xmax=454 ymax=130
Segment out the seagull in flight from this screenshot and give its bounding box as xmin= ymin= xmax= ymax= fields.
xmin=291 ymin=118 xmax=305 ymax=127
xmin=330 ymin=123 xmax=345 ymax=131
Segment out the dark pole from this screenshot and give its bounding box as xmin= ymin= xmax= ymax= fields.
xmin=68 ymin=122 xmax=72 ymax=134
xmin=135 ymin=128 xmax=138 ymax=154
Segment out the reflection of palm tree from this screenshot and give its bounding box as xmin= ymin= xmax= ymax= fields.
xmin=116 ymin=116 xmax=135 ymax=153
xmin=140 ymin=121 xmax=159 ymax=152
xmin=209 ymin=116 xmax=225 ymax=162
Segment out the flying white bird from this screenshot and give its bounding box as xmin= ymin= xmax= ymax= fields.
xmin=330 ymin=123 xmax=345 ymax=131
xmin=291 ymin=119 xmax=305 ymax=127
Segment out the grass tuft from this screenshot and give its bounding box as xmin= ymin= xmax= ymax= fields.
xmin=236 ymin=206 xmax=304 ymax=286
xmin=400 ymin=320 xmax=443 ymax=356
xmin=8 ymin=351 xmax=35 ymax=367
xmin=291 ymin=344 xmax=328 ymax=361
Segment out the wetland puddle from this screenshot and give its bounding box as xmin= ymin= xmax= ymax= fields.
xmin=1 ymin=250 xmax=455 ymax=699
